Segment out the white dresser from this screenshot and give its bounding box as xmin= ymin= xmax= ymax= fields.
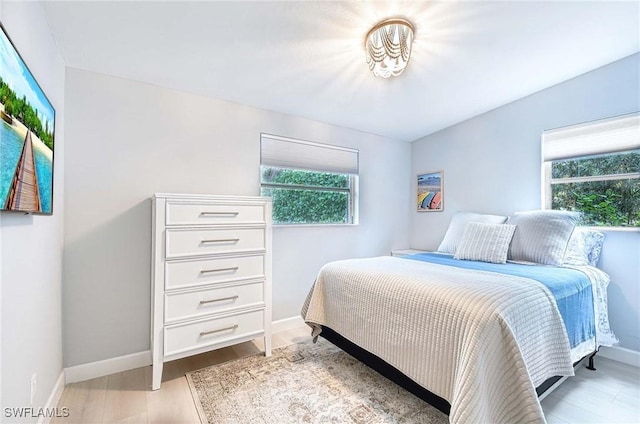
xmin=151 ymin=193 xmax=272 ymax=390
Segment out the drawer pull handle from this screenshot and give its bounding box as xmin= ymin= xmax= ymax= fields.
xmin=200 ymin=212 xmax=239 ymax=216
xmin=200 ymin=267 xmax=239 ymax=274
xmin=201 ymin=238 xmax=239 ymax=244
xmin=200 ymin=325 xmax=238 ymax=337
xmin=199 ymin=295 xmax=239 ymax=305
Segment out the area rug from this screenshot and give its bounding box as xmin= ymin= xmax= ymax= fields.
xmin=186 ymin=337 xmax=448 ymax=423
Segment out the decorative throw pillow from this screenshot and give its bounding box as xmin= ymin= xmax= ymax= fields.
xmin=507 ymin=210 xmax=580 ymax=266
xmin=454 ymin=222 xmax=517 ymax=264
xmin=564 ymin=228 xmax=605 ymax=267
xmin=437 ymin=212 xmax=508 ymax=254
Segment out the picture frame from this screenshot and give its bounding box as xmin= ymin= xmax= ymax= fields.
xmin=417 ymin=171 xmax=443 ymax=212
xmin=0 ymin=21 xmax=56 ymax=215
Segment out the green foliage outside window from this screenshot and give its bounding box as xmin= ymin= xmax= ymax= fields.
xmin=260 ymin=167 xmax=353 ymax=224
xmin=551 ymin=151 xmax=639 ymax=227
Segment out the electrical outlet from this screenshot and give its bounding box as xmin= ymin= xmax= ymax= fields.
xmin=30 ymin=373 xmax=37 ymax=405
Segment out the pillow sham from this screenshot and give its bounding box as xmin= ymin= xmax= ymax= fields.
xmin=437 ymin=212 xmax=508 ymax=254
xmin=454 ymin=222 xmax=517 ymax=264
xmin=507 ymin=210 xmax=580 ymax=266
xmin=584 ymin=229 xmax=605 ymax=266
xmin=564 ymin=228 xmax=605 ymax=267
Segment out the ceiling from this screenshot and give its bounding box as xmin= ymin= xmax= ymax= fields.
xmin=42 ymin=1 xmax=640 ymax=142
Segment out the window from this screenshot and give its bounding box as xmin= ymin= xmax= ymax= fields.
xmin=542 ymin=113 xmax=640 ymax=227
xmin=260 ymin=134 xmax=359 ymax=225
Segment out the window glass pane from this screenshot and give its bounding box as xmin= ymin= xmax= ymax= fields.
xmin=552 ymin=150 xmax=640 ymax=179
xmin=261 ymin=166 xmax=349 ymax=188
xmin=261 ymin=187 xmax=349 ymax=224
xmin=551 ymin=178 xmax=640 ymax=227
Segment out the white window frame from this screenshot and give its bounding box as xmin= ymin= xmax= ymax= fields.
xmin=541 ymin=112 xmax=640 ymax=228
xmin=260 ymin=134 xmax=359 ymax=226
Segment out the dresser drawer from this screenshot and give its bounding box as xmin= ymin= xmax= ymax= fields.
xmin=166 ymin=228 xmax=264 ymax=259
xmin=165 ymin=255 xmax=264 ymax=290
xmin=166 ymin=202 xmax=265 ymax=226
xmin=164 ymin=310 xmax=264 ymax=357
xmin=165 ymin=282 xmax=264 ymax=323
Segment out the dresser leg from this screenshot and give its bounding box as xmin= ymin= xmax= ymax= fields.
xmin=264 ymin=335 xmax=272 ymax=357
xmin=152 ymin=362 xmax=163 ymax=390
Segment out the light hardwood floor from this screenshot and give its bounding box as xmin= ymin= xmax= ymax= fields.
xmin=541 ymin=356 xmax=640 ymax=423
xmin=54 ymin=326 xmax=640 ymax=424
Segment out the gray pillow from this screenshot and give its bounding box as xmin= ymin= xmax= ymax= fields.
xmin=507 ymin=210 xmax=580 ymax=266
xmin=454 ymin=222 xmax=517 ymax=264
xmin=438 ymin=212 xmax=508 ymax=254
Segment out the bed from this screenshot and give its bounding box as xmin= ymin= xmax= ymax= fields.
xmin=301 ymin=210 xmax=617 ymax=424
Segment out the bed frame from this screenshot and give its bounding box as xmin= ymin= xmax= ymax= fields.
xmin=320 ymin=325 xmax=597 ymax=415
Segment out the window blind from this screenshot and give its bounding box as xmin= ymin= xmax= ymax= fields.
xmin=542 ymin=112 xmax=640 ymax=161
xmin=260 ymin=134 xmax=359 ymax=175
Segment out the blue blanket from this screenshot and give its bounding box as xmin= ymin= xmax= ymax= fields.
xmin=402 ymin=253 xmax=595 ymax=348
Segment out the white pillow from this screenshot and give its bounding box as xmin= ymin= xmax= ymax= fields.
xmin=507 ymin=210 xmax=580 ymax=266
xmin=564 ymin=228 xmax=605 ymax=267
xmin=454 ymin=222 xmax=517 ymax=264
xmin=437 ymin=212 xmax=508 ymax=254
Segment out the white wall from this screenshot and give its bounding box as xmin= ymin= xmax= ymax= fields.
xmin=63 ymin=68 xmax=411 ymax=367
xmin=411 ymin=53 xmax=640 ymax=351
xmin=0 ymin=1 xmax=65 ymax=420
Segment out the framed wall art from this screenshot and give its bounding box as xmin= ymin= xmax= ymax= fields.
xmin=0 ymin=22 xmax=56 ymax=214
xmin=417 ymin=171 xmax=443 ymax=212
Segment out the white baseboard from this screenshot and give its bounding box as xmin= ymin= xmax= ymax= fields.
xmin=64 ymin=317 xmax=307 ymax=384
xmin=64 ymin=350 xmax=152 ymax=384
xmin=38 ymin=371 xmax=65 ymax=424
xmin=272 ymin=316 xmax=305 ymax=333
xmin=598 ymin=346 xmax=640 ymax=368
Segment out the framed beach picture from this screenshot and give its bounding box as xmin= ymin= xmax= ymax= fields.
xmin=417 ymin=171 xmax=443 ymax=212
xmin=0 ymin=22 xmax=55 ymax=215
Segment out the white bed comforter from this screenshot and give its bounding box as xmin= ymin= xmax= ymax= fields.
xmin=301 ymin=256 xmax=575 ymax=424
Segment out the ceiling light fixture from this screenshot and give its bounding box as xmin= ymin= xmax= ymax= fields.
xmin=365 ymin=18 xmax=415 ymax=78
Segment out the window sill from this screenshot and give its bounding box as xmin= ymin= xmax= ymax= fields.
xmin=585 ymin=226 xmax=640 ymax=233
xmin=273 ymin=223 xmax=359 ymax=228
